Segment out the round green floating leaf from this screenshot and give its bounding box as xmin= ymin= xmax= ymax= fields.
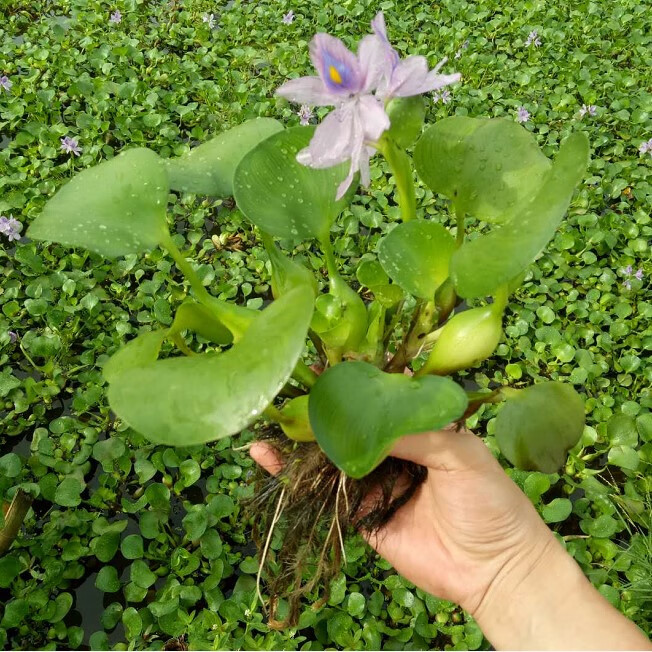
xmin=495 ymin=382 xmax=585 ymax=473
xmin=415 ymin=117 xmax=551 ymax=224
xmin=450 ymin=132 xmax=590 ymax=298
xmin=378 ymin=221 xmax=456 ymax=299
xmin=107 ymin=286 xmax=314 ymax=446
xmin=166 ymin=118 xmax=283 ymax=196
xmin=309 ymin=361 xmax=468 ymax=478
xmin=27 ymin=148 xmax=169 ymax=258
xmin=234 ymin=127 xmax=353 ymax=241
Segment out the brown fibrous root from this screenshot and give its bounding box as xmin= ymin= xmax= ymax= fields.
xmin=246 ymin=429 xmax=427 ymax=628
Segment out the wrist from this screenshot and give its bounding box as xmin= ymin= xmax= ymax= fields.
xmin=471 ymin=531 xmax=651 ymax=650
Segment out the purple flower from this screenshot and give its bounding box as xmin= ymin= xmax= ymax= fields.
xmin=525 ymin=30 xmax=541 ymax=47
xmin=517 ymin=106 xmax=530 ymax=123
xmin=634 ymin=269 xmax=644 ymax=281
xmin=8 ymin=331 xmax=17 ymax=344
xmin=110 ymin=10 xmax=122 ymax=24
xmin=61 ymin=136 xmax=81 ymax=156
xmin=282 ymin=10 xmax=295 ymax=25
xmin=0 ymin=75 xmax=12 ymax=92
xmin=454 ymin=39 xmax=469 ymax=59
xmin=579 ymin=104 xmax=597 ymax=118
xmin=433 ymin=89 xmax=451 ymax=104
xmin=0 ymin=215 xmax=22 ymax=242
xmin=298 ymin=104 xmax=313 ymax=126
xmin=623 ymin=279 xmax=632 ymax=290
xmin=639 ymin=138 xmax=652 ymax=156
xmin=624 ymin=265 xmax=633 ymax=276
xmin=371 ymin=13 xmax=460 ymax=100
xmin=275 ymin=12 xmax=459 ymax=199
xmin=202 ymin=13 xmax=216 ymax=29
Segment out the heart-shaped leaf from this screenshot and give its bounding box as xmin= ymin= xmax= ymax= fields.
xmin=378 ymin=221 xmax=456 ymax=299
xmin=495 ymin=382 xmax=585 ymax=473
xmin=107 ymin=286 xmax=314 ymax=446
xmin=450 ymin=132 xmax=589 ymax=298
xmin=166 ymin=118 xmax=283 ymax=196
xmin=233 ymin=127 xmax=353 ymax=241
xmin=27 ymin=148 xmax=169 ymax=258
xmin=309 ymin=361 xmax=468 ymax=478
xmin=414 ymin=117 xmax=551 ymax=224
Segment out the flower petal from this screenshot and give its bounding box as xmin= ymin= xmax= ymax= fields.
xmin=357 ymin=34 xmax=391 ymax=93
xmin=358 ymin=95 xmax=390 ymax=142
xmin=422 ymin=69 xmax=462 ymax=93
xmin=298 ymin=104 xmax=358 ymax=169
xmin=310 ymin=33 xmax=363 ymax=95
xmin=386 ymin=56 xmax=429 ymax=97
xmin=276 ymin=76 xmax=336 ymax=106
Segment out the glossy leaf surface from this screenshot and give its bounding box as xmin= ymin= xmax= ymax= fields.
xmin=414 ymin=117 xmax=551 ymax=224
xmin=495 ymin=382 xmax=585 ymax=473
xmin=309 ymin=361 xmax=468 ymax=478
xmin=166 ymin=118 xmax=283 ymax=196
xmin=450 ymin=132 xmax=589 ymax=298
xmin=234 ymin=127 xmax=353 ymax=240
xmin=28 ymin=148 xmax=169 ymax=258
xmin=107 ymin=286 xmax=314 ymax=446
xmin=378 ymin=221 xmax=456 ymax=299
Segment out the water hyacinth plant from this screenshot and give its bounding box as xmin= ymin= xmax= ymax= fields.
xmin=26 ymin=12 xmax=590 ymax=624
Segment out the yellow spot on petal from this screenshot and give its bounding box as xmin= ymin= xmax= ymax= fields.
xmin=329 ymin=65 xmax=342 ymax=84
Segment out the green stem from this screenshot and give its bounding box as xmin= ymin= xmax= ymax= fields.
xmin=378 ymin=138 xmax=417 ymax=222
xmin=320 ymin=238 xmax=338 ymax=280
xmin=293 ymin=361 xmax=318 ymax=388
xmin=492 ymin=284 xmax=509 ymax=314
xmin=263 ymin=404 xmax=288 ymax=424
xmin=162 ymin=234 xmax=213 ymax=305
xmin=0 ymin=490 xmax=33 ymax=555
xmin=455 ymin=204 xmax=465 ymax=247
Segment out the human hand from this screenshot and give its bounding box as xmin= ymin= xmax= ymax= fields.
xmin=252 ymin=429 xmax=652 ymax=650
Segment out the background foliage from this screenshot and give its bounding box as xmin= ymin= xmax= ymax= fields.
xmin=1 ymin=0 xmax=650 ymax=649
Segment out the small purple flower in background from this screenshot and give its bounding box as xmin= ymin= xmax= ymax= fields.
xmin=0 ymin=75 xmax=12 ymax=92
xmin=639 ymin=138 xmax=652 ymax=156
xmin=433 ymin=89 xmax=451 ymax=104
xmin=60 ymin=136 xmax=82 ymax=156
xmin=202 ymin=13 xmax=216 ymax=29
xmin=298 ymin=104 xmax=313 ymax=126
xmin=8 ymin=331 xmax=18 ymax=344
xmin=621 ymin=265 xmax=644 ymax=289
xmin=623 ymin=279 xmax=632 ymax=290
xmin=110 ymin=10 xmax=122 ymax=24
xmin=276 ymin=12 xmax=460 ymax=199
xmin=525 ymin=30 xmax=541 ymax=47
xmin=282 ymin=10 xmax=295 ymax=25
xmin=579 ymin=104 xmax=597 ymax=118
xmin=624 ymin=264 xmax=633 ymax=276
xmin=454 ymin=39 xmax=469 ymax=59
xmin=635 ymin=269 xmax=644 ymax=281
xmin=0 ymin=215 xmax=23 ymax=242
xmin=517 ymin=106 xmax=530 ymax=123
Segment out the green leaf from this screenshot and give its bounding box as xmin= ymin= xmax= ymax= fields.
xmin=51 ymin=592 xmax=73 ymax=622
xmin=200 ymin=529 xmax=223 ymax=560
xmin=386 ymin=96 xmax=427 ymax=148
xmin=309 ymin=361 xmax=468 ymax=478
xmin=378 ymin=221 xmax=456 ymax=299
xmin=54 ymin=477 xmax=83 ymax=507
xmin=103 ymin=330 xmax=169 ymax=384
xmin=93 ymin=531 xmax=120 ymax=563
xmin=121 ymin=534 xmax=144 ymax=560
xmin=234 ymin=127 xmax=353 ymax=241
xmin=183 ymin=508 xmax=208 ymax=540
xmin=0 ymin=555 xmax=21 ymax=588
xmin=130 ymin=560 xmax=157 ymax=589
xmin=107 ymin=286 xmax=314 ymax=446
xmin=89 ymin=631 xmax=110 ymax=651
xmin=0 ymin=453 xmax=21 ymax=478
xmin=260 ymin=232 xmax=318 ymax=299
xmin=608 ymin=445 xmax=639 ymax=471
xmin=92 ymin=437 xmax=126 ymax=472
xmin=169 ymin=301 xmax=233 ymax=346
xmin=541 ymin=498 xmax=572 ymax=523
xmin=415 ymin=117 xmax=551 ymax=224
xmin=166 ymin=118 xmax=283 ymax=196
xmin=495 ymin=382 xmax=585 ymax=473
xmin=122 ymin=607 xmax=143 ymax=639
xmin=450 ymin=132 xmax=590 ymax=298
xmin=27 ymin=148 xmax=170 ymax=258
xmin=96 ymin=566 xmax=121 ymax=593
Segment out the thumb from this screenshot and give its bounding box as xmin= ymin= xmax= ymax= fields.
xmin=389 ymin=427 xmax=497 ymax=473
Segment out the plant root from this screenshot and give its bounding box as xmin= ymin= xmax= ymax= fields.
xmin=246 ymin=429 xmax=427 ymax=627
